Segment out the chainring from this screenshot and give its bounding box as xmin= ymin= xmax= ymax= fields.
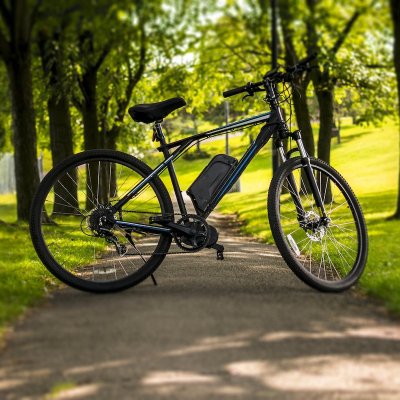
xmin=174 ymin=214 xmax=210 ymax=252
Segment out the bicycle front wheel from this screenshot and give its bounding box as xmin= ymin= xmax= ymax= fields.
xmin=30 ymin=150 xmax=173 ymax=293
xmin=268 ymin=157 xmax=368 ymax=292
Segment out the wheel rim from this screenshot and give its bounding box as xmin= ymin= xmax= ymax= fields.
xmin=37 ymin=157 xmax=168 ymax=284
xmin=277 ymin=163 xmax=363 ymax=284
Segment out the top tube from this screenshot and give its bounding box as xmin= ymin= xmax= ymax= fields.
xmin=160 ymin=111 xmax=273 ymax=150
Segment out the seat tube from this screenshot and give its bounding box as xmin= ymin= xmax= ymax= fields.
xmin=155 ymin=122 xmax=187 ymax=216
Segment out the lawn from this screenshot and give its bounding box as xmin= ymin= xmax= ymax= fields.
xmin=0 ymin=195 xmax=56 ymax=339
xmin=213 ymin=121 xmax=400 ymax=313
xmin=124 ymin=119 xmax=400 ymax=312
xmin=0 ymin=118 xmax=399 ymax=336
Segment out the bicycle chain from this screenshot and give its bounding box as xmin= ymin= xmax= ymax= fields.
xmin=118 ymin=209 xmax=205 ymax=257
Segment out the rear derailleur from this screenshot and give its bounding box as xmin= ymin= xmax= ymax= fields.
xmin=83 ymin=205 xmax=128 ymax=256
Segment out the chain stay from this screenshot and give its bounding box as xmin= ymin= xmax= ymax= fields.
xmin=117 ymin=209 xmax=206 ymax=256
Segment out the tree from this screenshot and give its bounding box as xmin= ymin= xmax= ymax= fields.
xmin=98 ymin=20 xmax=146 ymax=198
xmin=70 ymin=2 xmax=132 ymax=207
xmin=0 ymin=0 xmax=42 ymax=221
xmin=303 ymin=0 xmax=377 ymax=202
xmin=278 ymin=0 xmax=314 ymax=156
xmin=305 ymin=0 xmax=365 ymax=164
xmin=38 ymin=9 xmax=78 ymax=215
xmin=390 ymin=0 xmax=400 ymax=219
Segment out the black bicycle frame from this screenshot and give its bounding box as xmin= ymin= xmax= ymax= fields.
xmin=111 ymin=80 xmax=327 ymax=235
xmin=111 ymin=110 xmax=280 ymax=235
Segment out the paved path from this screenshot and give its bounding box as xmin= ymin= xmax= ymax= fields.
xmin=1 ymin=213 xmax=400 ymax=399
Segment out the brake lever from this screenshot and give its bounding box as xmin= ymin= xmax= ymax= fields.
xmin=242 ymin=93 xmax=254 ymax=101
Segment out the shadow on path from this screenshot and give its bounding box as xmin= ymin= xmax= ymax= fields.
xmin=0 ymin=213 xmax=399 ymax=399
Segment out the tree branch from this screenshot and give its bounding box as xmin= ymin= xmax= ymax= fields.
xmin=93 ymin=41 xmax=111 ymax=71
xmin=100 ymin=95 xmax=111 ymax=133
xmin=329 ymin=9 xmax=361 ymax=56
xmin=29 ymin=0 xmax=43 ymax=37
xmin=221 ymin=39 xmax=254 ymax=69
xmin=0 ymin=0 xmax=10 ymax=29
xmin=130 ymin=25 xmax=146 ymax=87
xmin=115 ymin=23 xmax=147 ymax=123
xmin=0 ymin=26 xmax=10 ymax=59
xmin=71 ymin=94 xmax=83 ymax=112
xmin=365 ymin=64 xmax=393 ymax=69
xmin=330 ymin=0 xmax=378 ymax=57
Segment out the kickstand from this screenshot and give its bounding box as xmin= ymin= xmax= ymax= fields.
xmin=124 ymin=232 xmax=158 ymax=286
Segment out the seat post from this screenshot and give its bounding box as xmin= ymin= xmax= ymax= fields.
xmin=153 ymin=121 xmax=166 ymax=144
xmin=154 ymin=121 xmax=188 ymax=217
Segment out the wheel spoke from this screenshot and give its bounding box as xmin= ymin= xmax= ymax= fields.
xmin=34 ymin=155 xmax=170 ymax=290
xmin=273 ymin=160 xmax=365 ymax=288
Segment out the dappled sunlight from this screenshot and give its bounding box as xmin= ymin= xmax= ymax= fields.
xmin=0 ymin=378 xmax=25 ymax=390
xmin=259 ymin=323 xmax=400 ymax=343
xmin=1 ymin=310 xmax=400 ymax=398
xmin=142 ymin=370 xmax=217 ymax=385
xmin=225 ymin=356 xmax=400 ymax=392
xmin=66 ymin=359 xmax=133 ymax=375
xmin=164 ymin=331 xmax=255 ymax=356
xmin=48 ymin=383 xmax=100 ymax=399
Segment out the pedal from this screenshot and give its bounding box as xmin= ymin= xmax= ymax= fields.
xmin=209 ymin=243 xmax=224 ymax=261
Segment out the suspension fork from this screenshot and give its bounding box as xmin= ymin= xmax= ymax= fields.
xmin=291 ymin=130 xmax=327 ymax=218
xmin=276 ymin=131 xmax=327 ymax=222
xmin=276 ymin=141 xmax=306 ymax=222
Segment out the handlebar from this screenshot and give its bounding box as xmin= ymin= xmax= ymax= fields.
xmin=223 ymin=84 xmax=249 ymax=98
xmin=222 ymin=53 xmax=317 ymax=99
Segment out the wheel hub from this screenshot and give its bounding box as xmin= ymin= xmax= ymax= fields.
xmin=87 ymin=205 xmax=115 ymax=234
xmin=303 ymin=211 xmax=329 ymax=242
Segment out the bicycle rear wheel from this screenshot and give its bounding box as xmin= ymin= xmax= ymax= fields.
xmin=268 ymin=157 xmax=368 ymax=292
xmin=30 ymin=150 xmax=173 ymax=293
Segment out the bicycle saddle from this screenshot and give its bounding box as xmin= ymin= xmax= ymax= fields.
xmin=128 ymin=97 xmax=186 ymax=124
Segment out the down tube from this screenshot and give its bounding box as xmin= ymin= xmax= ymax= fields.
xmin=208 ymin=124 xmax=275 ymax=213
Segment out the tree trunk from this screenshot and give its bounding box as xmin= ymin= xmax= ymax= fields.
xmin=81 ymin=72 xmax=101 ymax=151
xmin=292 ymin=85 xmax=315 ymax=156
xmin=191 ymin=114 xmax=201 ymax=152
xmin=47 ymin=93 xmax=78 ymax=215
xmin=316 ymin=88 xmax=334 ymax=203
xmin=38 ymin=29 xmax=78 ymax=215
xmin=278 ymin=0 xmax=314 ymax=156
xmin=390 ymin=0 xmax=400 ymax=219
xmin=105 ymin=127 xmax=118 ymax=200
xmin=316 ymin=89 xmax=334 ymax=163
xmin=80 ymin=71 xmax=102 ymax=209
xmin=6 ymin=52 xmax=40 ymax=221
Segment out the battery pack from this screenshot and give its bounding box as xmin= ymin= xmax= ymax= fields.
xmin=187 ymin=154 xmax=238 ymax=215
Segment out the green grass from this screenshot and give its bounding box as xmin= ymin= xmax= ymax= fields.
xmin=0 ymin=120 xmax=399 ymax=335
xmin=0 ymin=218 xmax=57 ymax=338
xmin=152 ymin=121 xmax=400 ymax=312
xmin=215 ymin=121 xmax=400 ymax=313
xmin=0 ymin=159 xmax=170 ymax=333
xmin=0 ymin=189 xmax=93 ymax=332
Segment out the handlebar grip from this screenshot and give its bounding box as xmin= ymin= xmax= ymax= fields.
xmin=223 ymin=85 xmax=247 ymax=98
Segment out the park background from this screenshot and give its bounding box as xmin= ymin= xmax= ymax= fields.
xmin=0 ymin=0 xmax=399 ymax=336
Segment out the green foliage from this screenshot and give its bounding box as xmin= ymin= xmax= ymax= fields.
xmin=0 ymin=64 xmax=10 ymax=152
xmin=0 ymin=0 xmax=399 ymax=331
xmin=218 ymin=120 xmax=400 ymax=313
